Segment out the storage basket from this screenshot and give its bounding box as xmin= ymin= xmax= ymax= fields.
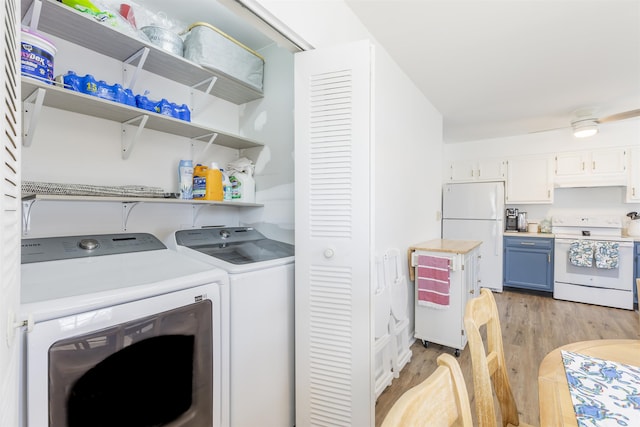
xmin=183 ymin=22 xmax=264 ymax=92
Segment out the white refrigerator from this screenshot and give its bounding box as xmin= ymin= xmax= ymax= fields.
xmin=442 ymin=182 xmax=505 ymax=292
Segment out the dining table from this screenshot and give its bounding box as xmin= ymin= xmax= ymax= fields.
xmin=538 ymin=339 xmax=640 ymax=427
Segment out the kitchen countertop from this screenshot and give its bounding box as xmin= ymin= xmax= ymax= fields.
xmin=409 ymin=238 xmax=482 ymax=254
xmin=504 ymin=231 xmax=554 ymax=238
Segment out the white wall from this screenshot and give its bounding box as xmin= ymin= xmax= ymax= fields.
xmin=22 ymin=27 xmax=295 ymax=242
xmin=444 ymin=119 xmax=640 ymax=227
xmin=237 ymin=42 xmax=295 ymax=243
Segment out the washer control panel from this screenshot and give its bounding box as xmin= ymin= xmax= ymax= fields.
xmin=21 ymin=233 xmax=166 ymax=264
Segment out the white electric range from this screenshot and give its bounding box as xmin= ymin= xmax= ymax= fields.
xmin=552 ymin=215 xmax=634 ymax=310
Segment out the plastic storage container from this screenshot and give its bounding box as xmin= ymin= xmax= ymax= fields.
xmin=21 ymin=28 xmax=57 ymax=83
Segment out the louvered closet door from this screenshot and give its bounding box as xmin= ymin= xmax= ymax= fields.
xmin=294 ymin=40 xmax=373 ymax=427
xmin=0 ymin=0 xmax=22 ymax=425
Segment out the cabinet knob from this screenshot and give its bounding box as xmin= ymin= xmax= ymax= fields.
xmin=323 ymin=248 xmax=335 ymax=259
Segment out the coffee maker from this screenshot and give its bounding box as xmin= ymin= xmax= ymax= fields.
xmin=505 ymin=208 xmax=518 ymax=231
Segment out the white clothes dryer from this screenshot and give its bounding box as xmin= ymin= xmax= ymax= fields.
xmin=20 ymin=233 xmax=229 ymax=427
xmin=168 ymin=227 xmax=295 ymax=427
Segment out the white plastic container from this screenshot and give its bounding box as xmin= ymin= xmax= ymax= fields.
xmin=220 ymin=168 xmax=232 ymax=201
xmin=21 ymin=28 xmax=57 ymax=83
xmin=230 ymin=170 xmax=255 ymax=203
xmin=178 ymin=159 xmax=194 ymax=199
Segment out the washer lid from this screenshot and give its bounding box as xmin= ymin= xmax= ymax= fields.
xmin=21 ymin=248 xmax=227 ymax=310
xmin=175 ymin=228 xmax=294 ymax=265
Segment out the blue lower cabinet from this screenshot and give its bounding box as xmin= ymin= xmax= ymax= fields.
xmin=634 ymin=242 xmax=639 ymax=305
xmin=503 ymin=236 xmax=554 ymax=292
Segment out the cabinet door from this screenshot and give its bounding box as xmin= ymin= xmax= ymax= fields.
xmin=505 ymin=156 xmax=553 ymax=204
xmin=555 ymin=151 xmax=587 ymax=177
xmin=503 ymin=238 xmax=553 ymax=291
xmin=627 ymin=147 xmax=640 ymax=202
xmin=448 ymin=159 xmax=504 ymax=182
xmin=476 ymin=159 xmax=505 ymax=181
xmin=590 ymin=148 xmax=627 ymax=175
xmin=448 ymin=160 xmax=476 ymax=182
xmin=295 ymin=40 xmax=373 ymax=427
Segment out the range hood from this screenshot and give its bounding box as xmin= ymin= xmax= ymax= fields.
xmin=553 ymin=176 xmax=628 ymax=188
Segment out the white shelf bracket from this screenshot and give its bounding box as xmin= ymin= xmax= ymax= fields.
xmin=190 ymin=76 xmax=217 ymax=115
xmin=121 ymin=114 xmax=149 ymax=160
xmin=121 ymin=202 xmax=140 ymax=231
xmin=22 ymin=87 xmax=46 ymax=147
xmin=192 ymin=133 xmax=219 ymax=162
xmin=191 ymin=204 xmax=206 ymax=228
xmin=123 ymin=47 xmax=150 ymax=91
xmin=22 ymin=199 xmax=37 ymax=236
xmin=22 ymin=0 xmax=42 ymax=30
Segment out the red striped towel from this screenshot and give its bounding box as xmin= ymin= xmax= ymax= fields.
xmin=416 ymin=255 xmax=450 ymax=308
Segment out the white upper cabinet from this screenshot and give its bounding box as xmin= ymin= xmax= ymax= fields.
xmin=505 ymin=155 xmax=553 ymax=204
xmin=447 ymin=158 xmax=505 ymax=182
xmin=554 ymin=148 xmax=627 ymax=187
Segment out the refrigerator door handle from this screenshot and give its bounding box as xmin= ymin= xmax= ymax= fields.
xmin=493 ymin=222 xmax=500 ymax=256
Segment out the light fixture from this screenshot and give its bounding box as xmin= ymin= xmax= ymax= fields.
xmin=571 ymin=118 xmax=599 ymax=138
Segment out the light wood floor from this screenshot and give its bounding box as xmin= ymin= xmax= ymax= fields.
xmin=375 ymin=289 xmax=640 ymax=426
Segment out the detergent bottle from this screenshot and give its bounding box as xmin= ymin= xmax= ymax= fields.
xmin=204 ymin=162 xmax=223 ymax=201
xmin=192 ymin=164 xmax=208 ymax=200
xmin=230 ymin=168 xmax=255 ymax=203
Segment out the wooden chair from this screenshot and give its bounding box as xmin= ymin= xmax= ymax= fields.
xmin=381 ymin=353 xmax=473 ymax=427
xmin=463 ymin=288 xmax=535 ymax=427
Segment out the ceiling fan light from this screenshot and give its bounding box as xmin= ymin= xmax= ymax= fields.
xmin=572 ymin=119 xmax=599 ymax=138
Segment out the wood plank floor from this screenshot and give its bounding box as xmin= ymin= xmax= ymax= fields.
xmin=375 ymin=289 xmax=640 ymax=426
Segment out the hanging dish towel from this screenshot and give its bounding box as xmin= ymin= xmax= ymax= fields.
xmin=416 ymin=255 xmax=450 ymax=309
xmin=569 ymin=240 xmax=594 ymax=267
xmin=594 ymin=241 xmax=619 ymax=269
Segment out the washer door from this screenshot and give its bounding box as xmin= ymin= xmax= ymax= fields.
xmin=25 ymin=284 xmax=221 ymax=427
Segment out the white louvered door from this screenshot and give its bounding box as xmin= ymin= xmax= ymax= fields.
xmin=0 ymin=0 xmax=22 ymax=426
xmin=294 ymin=40 xmax=374 ymax=427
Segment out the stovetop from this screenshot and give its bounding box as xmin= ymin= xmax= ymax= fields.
xmin=551 ymin=215 xmax=633 ymax=242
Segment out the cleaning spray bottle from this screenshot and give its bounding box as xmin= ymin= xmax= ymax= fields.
xmin=220 ymin=168 xmax=232 ymax=201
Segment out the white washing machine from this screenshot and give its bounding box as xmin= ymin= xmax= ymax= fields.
xmin=168 ymin=227 xmax=295 ymax=427
xmin=20 ymin=233 xmax=229 ymax=427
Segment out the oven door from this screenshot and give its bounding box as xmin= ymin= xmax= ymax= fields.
xmin=24 ymin=284 xmax=221 ymax=427
xmin=553 ymin=238 xmax=634 ymax=309
xmin=554 ymin=238 xmax=634 ymax=291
